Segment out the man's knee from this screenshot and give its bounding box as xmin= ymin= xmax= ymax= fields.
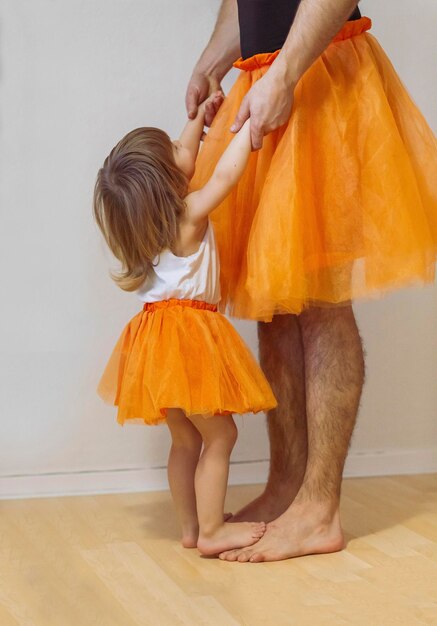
xmin=299 ymin=304 xmax=355 ymax=327
xmin=299 ymin=305 xmax=365 ymax=380
xmin=258 ymin=314 xmax=300 ymax=352
xmin=298 ymin=305 xmax=363 ymax=348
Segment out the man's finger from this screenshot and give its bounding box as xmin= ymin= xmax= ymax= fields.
xmin=230 ymin=98 xmax=250 ymax=133
xmin=250 ymin=123 xmax=264 ymax=151
xmin=185 ymin=85 xmax=200 ymax=119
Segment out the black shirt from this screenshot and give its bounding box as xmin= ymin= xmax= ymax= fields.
xmin=237 ymin=0 xmax=361 ymax=59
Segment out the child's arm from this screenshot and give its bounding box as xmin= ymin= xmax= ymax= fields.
xmin=178 ymin=92 xmax=223 ymax=162
xmin=185 ymin=119 xmax=251 ymax=222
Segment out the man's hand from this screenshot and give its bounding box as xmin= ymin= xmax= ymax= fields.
xmin=230 ymin=67 xmax=295 ymax=150
xmin=185 ymin=0 xmax=240 ymax=125
xmin=230 ymin=0 xmax=361 ymax=150
xmin=185 ymin=72 xmax=224 ymax=127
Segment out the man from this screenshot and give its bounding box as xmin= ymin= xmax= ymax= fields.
xmin=186 ymin=0 xmax=437 ymax=562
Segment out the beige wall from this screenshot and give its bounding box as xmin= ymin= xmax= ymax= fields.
xmin=0 ymin=0 xmax=436 ymax=498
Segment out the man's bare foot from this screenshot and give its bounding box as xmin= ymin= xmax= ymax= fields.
xmin=230 ymin=489 xmax=295 ymax=523
xmin=197 ymin=521 xmax=266 ymax=556
xmin=219 ymin=503 xmax=344 ymax=562
xmin=181 ymin=513 xmax=233 ymax=548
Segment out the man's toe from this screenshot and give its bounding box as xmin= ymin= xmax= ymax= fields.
xmin=219 ymin=549 xmax=240 ymax=561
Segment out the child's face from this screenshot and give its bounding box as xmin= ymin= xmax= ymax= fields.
xmin=172 ymin=140 xmax=195 ymax=179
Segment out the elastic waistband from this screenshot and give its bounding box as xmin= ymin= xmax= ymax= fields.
xmin=233 ymin=16 xmax=372 ymax=71
xmin=143 ymin=299 xmax=218 ymax=313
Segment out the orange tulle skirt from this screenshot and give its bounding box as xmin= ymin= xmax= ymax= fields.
xmin=191 ymin=17 xmax=437 ymax=321
xmin=98 ymin=299 xmax=277 ymax=425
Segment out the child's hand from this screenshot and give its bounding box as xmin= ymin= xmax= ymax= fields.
xmin=199 ymin=91 xmax=224 ymax=126
xmin=177 ymin=91 xmax=224 ymax=161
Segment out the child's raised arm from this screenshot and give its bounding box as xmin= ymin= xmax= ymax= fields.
xmin=178 ymin=92 xmax=223 ymax=163
xmin=186 ymin=119 xmax=251 ymax=223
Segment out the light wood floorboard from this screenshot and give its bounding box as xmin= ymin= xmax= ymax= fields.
xmin=1 ymin=474 xmax=437 ymax=625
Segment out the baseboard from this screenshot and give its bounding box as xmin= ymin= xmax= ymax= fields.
xmin=1 ymin=447 xmax=436 ymax=500
xmin=344 ymin=446 xmax=437 ymax=478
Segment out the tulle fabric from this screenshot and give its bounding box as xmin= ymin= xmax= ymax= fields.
xmin=191 ymin=17 xmax=437 ymax=321
xmin=98 ymin=299 xmax=277 ymax=425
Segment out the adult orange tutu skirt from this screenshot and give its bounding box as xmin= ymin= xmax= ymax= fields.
xmin=191 ymin=17 xmax=437 ymax=321
xmin=98 ymin=299 xmax=277 ymax=425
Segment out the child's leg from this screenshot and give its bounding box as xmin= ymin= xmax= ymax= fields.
xmin=187 ymin=413 xmax=266 ymax=556
xmin=166 ymin=409 xmax=202 ymax=548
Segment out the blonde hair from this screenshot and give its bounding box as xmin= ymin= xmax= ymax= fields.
xmin=93 ymin=127 xmax=188 ymax=291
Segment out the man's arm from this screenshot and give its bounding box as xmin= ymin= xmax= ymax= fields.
xmin=186 ymin=0 xmax=240 ymax=125
xmin=231 ymin=0 xmax=360 ymax=149
xmin=273 ymin=0 xmax=360 ymax=87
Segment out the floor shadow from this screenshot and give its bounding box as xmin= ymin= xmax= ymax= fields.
xmin=120 ymin=474 xmax=437 ymax=551
xmin=124 ymin=496 xmax=180 ymax=540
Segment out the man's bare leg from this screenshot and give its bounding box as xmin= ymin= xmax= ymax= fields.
xmin=221 ymin=305 xmax=365 ymax=561
xmin=231 ymin=314 xmax=308 ymax=523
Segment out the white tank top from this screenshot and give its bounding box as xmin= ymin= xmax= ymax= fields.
xmin=137 ymin=222 xmax=221 ymax=305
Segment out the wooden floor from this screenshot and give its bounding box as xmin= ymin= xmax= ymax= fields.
xmin=1 ymin=474 xmax=437 ymax=626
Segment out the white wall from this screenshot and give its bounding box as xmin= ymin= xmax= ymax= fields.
xmin=1 ymin=0 xmax=436 ymax=498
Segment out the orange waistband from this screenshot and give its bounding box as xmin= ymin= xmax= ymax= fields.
xmin=233 ymin=16 xmax=372 ymax=71
xmin=143 ymin=299 xmax=218 ymax=313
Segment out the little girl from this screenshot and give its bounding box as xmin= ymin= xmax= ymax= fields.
xmin=93 ymin=94 xmax=277 ymax=556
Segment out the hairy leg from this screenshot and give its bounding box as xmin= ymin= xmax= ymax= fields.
xmin=166 ymin=409 xmax=203 ymax=548
xmin=221 ymin=305 xmax=365 ymax=562
xmin=231 ymin=314 xmax=308 ymax=523
xmin=187 ymin=413 xmax=266 ymax=556
xmin=297 ymin=305 xmax=365 ymax=504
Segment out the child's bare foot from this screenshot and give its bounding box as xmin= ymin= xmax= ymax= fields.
xmin=182 ymin=533 xmax=198 ymax=548
xmin=181 ymin=513 xmax=232 ymax=548
xmin=181 ymin=522 xmax=199 ymax=548
xmin=197 ymin=521 xmax=266 ymax=556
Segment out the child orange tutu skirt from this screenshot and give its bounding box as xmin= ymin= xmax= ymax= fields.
xmin=191 ymin=17 xmax=437 ymax=322
xmin=98 ymin=299 xmax=277 ymax=425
